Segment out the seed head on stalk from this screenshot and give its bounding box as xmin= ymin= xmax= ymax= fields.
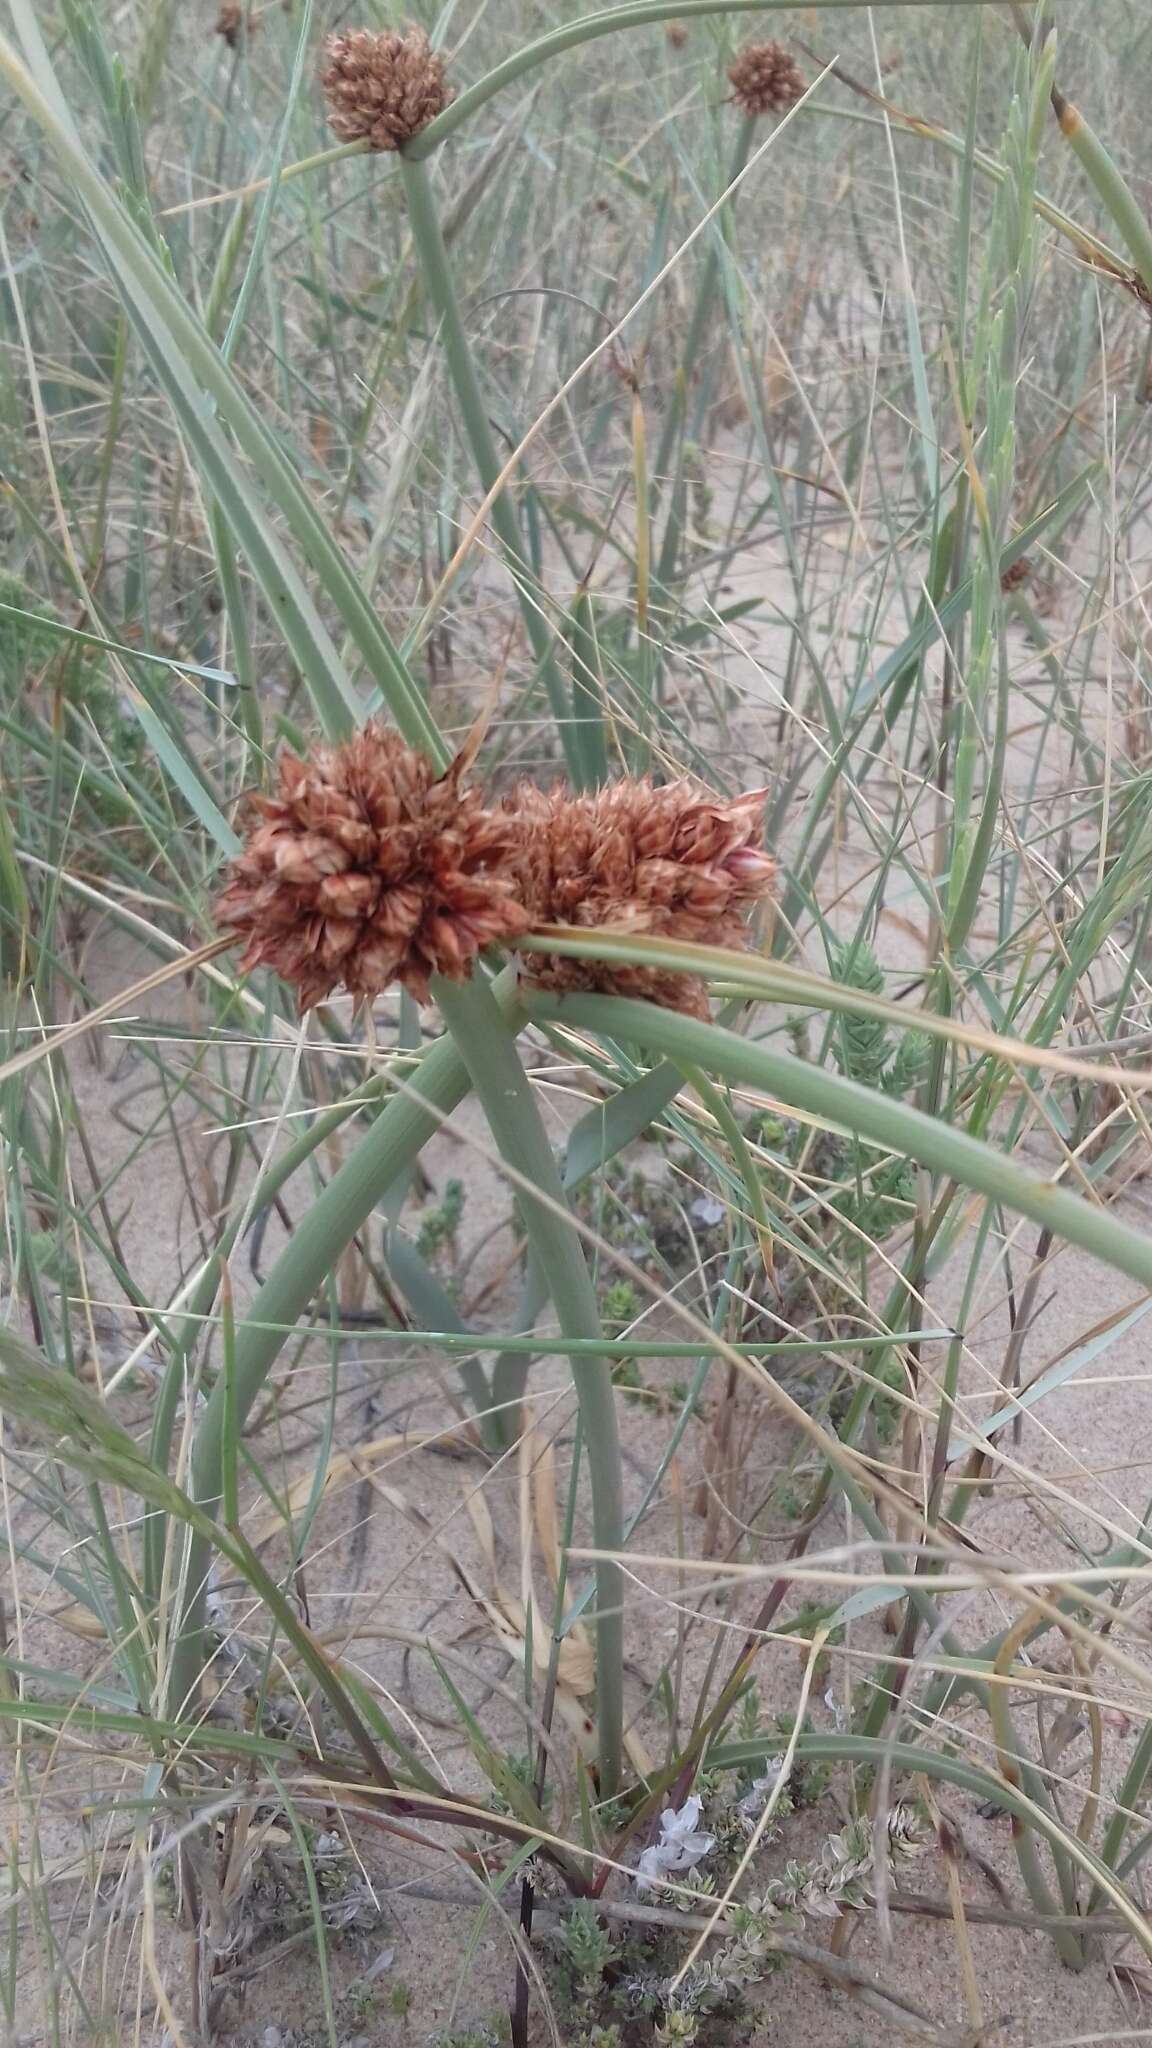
xmin=321 ymin=26 xmax=453 ymax=152
xmin=727 ymin=42 xmax=806 ymax=118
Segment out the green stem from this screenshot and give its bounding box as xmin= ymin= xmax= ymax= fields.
xmin=488 ymin=1014 xmax=748 ymax=1429
xmin=408 ymin=0 xmax=990 ymax=159
xmin=1089 ymin=1717 xmax=1152 ymax=1910
xmin=715 ymin=1733 xmax=1149 ymax=1958
xmin=521 ymin=993 xmax=1152 ymax=1299
xmin=399 ymin=154 xmax=580 ymax=782
xmin=194 ymin=138 xmax=367 ymax=213
xmin=172 ymin=1323 xmax=943 ymax=1361
xmin=986 ymin=1639 xmax=1085 ymax=1967
xmin=147 ymin=1060 xmax=394 ymax=1555
xmin=946 ymin=623 xmax=1010 ymax=952
xmin=0 ymin=25 xmax=435 ymax=756
xmin=806 ymin=103 xmax=1125 ymax=277
xmin=167 ymin=974 xmax=523 ymax=1717
xmin=434 ymin=976 xmax=625 ymax=1798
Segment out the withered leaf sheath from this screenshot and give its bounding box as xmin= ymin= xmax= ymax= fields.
xmin=321 ymin=27 xmax=453 ymax=152
xmin=215 ymin=725 xmax=531 ymax=1009
xmin=506 ymin=778 xmax=775 ymax=1018
xmin=727 ymin=41 xmax=806 ymax=118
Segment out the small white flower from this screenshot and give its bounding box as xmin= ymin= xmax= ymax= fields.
xmin=636 ymin=1843 xmax=672 ymax=1889
xmin=823 ymin=1684 xmax=848 ymax=1732
xmin=634 ymin=1795 xmax=715 ymax=1890
xmin=660 ymin=1794 xmax=712 ymax=1856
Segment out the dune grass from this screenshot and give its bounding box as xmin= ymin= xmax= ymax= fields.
xmin=5 ymin=1 xmax=1152 ymax=2041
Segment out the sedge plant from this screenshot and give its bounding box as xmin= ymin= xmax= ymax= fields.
xmin=6 ymin=2 xmax=1152 ymax=2042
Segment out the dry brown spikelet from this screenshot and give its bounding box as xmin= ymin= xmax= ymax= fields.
xmin=666 ymin=21 xmax=688 ymax=49
xmin=727 ymin=41 xmax=806 ymax=118
xmin=215 ymin=724 xmax=530 ymax=1009
xmin=320 ymin=26 xmax=453 ymax=152
xmin=506 ymin=778 xmax=775 ymax=1018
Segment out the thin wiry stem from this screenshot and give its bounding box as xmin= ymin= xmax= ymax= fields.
xmin=399 ymin=153 xmax=580 ymax=781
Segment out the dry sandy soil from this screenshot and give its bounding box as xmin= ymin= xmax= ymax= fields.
xmin=13 ymin=1026 xmax=1152 ymax=2046
xmin=6 ymin=465 xmax=1152 ymax=2048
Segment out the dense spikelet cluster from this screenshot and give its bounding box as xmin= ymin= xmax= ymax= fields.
xmin=216 ymin=730 xmax=775 ymax=1016
xmin=505 ymin=778 xmax=775 ymax=1018
xmin=215 ymin=726 xmax=531 ymax=1009
xmin=727 ymin=41 xmax=806 ymax=117
xmin=321 ymin=27 xmax=453 ymax=152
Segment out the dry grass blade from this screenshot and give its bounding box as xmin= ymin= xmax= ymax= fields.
xmin=8 ymin=3 xmax=1152 ymax=2043
xmin=0 ymin=935 xmax=233 ymax=1080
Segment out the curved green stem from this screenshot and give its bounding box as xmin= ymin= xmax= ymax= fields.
xmin=521 ymin=993 xmax=1152 ymax=1300
xmin=712 ymin=1732 xmax=1151 ymax=1959
xmin=408 ymin=0 xmax=990 ymax=159
xmin=167 ymin=974 xmax=523 ymax=1717
xmin=433 ymin=976 xmax=625 ymax=1798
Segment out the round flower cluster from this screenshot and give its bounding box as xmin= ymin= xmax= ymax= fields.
xmin=320 ymin=27 xmax=452 ymax=152
xmin=727 ymin=41 xmax=807 ymax=118
xmin=216 ymin=724 xmax=775 ymax=1016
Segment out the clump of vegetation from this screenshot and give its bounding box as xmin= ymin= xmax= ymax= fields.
xmin=415 ymin=1174 xmax=467 ymax=1265
xmin=543 ymin=1778 xmax=929 ymax=2044
xmin=6 ymin=5 xmax=1152 ymax=2046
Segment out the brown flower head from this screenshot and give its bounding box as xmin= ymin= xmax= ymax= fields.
xmin=666 ymin=21 xmax=688 ymax=49
xmin=507 ymin=778 xmax=775 ymax=1018
xmin=216 ymin=724 xmax=531 ymax=1009
xmin=215 ymin=2 xmax=254 ymax=49
xmin=320 ymin=27 xmax=453 ymax=152
xmin=727 ymin=41 xmax=806 ymax=118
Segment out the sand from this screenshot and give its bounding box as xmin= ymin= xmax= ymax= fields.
xmin=6 ymin=439 xmax=1152 ymax=2047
